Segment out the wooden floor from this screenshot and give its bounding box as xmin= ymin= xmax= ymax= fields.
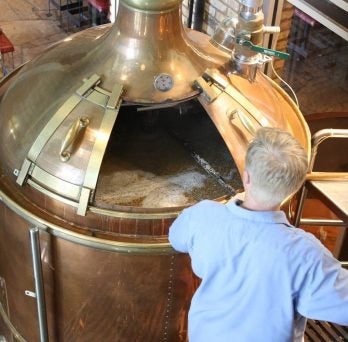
xmin=0 ymin=0 xmax=69 ymax=70
xmin=305 ymin=320 xmax=348 ymax=341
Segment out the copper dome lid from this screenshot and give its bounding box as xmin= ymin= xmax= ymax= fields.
xmin=0 ymin=0 xmax=310 ymax=218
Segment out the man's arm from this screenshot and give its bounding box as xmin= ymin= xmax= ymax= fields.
xmin=297 ymin=251 xmax=348 ymax=325
xmin=168 ymin=207 xmax=193 ymax=253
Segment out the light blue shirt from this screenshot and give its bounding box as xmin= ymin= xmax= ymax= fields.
xmin=169 ymin=200 xmax=348 ymax=342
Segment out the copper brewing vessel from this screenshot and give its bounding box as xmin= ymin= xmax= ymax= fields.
xmin=0 ymin=0 xmax=310 ymax=340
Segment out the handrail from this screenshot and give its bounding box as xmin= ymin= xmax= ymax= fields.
xmin=294 ymin=128 xmax=348 ymax=227
xmin=306 ymin=172 xmax=348 ymax=181
xmin=310 ymin=128 xmax=348 ymax=170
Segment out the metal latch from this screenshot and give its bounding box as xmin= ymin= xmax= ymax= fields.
xmin=25 ymin=290 xmax=36 ymax=298
xmin=236 ymin=37 xmax=290 ymax=60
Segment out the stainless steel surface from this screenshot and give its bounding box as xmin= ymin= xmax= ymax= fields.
xmin=210 ymin=17 xmax=238 ymax=53
xmin=29 ymin=227 xmax=49 ymax=342
xmin=230 ymin=0 xmax=265 ymax=81
xmin=211 ymin=0 xmax=283 ymax=82
xmin=235 ymin=7 xmax=264 ymax=60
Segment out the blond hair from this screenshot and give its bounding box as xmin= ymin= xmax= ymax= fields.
xmin=245 ymin=127 xmax=308 ymax=207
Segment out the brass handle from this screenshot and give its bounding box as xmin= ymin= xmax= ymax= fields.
xmin=228 ymin=109 xmax=257 ymax=136
xmin=60 ymin=117 xmax=89 ymax=162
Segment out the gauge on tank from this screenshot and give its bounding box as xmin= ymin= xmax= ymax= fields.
xmin=154 ymin=73 xmax=174 ymax=92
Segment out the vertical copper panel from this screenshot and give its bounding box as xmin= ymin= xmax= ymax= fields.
xmin=0 ymin=202 xmax=39 ymax=341
xmin=0 ymin=199 xmax=196 ymax=341
xmin=49 ymin=237 xmax=194 ymax=341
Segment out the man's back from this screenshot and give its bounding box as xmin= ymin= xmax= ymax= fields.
xmin=169 ymin=199 xmax=348 ymax=342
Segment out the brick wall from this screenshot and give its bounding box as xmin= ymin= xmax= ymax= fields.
xmin=202 ymin=0 xmax=240 ymax=35
xmin=182 ymin=0 xmax=240 ymax=35
xmin=273 ymin=2 xmax=295 ymax=76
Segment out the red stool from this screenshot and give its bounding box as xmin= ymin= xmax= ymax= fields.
xmin=0 ymin=29 xmax=15 ymax=74
xmin=87 ymin=0 xmax=110 ymax=26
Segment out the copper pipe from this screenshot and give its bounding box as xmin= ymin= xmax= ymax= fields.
xmin=239 ymin=0 xmax=263 ymax=8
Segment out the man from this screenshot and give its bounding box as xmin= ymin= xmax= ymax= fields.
xmin=169 ymin=127 xmax=348 ymax=342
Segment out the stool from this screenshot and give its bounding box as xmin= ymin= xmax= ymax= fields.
xmin=87 ymin=0 xmax=110 ymax=26
xmin=0 ymin=29 xmax=15 ymax=75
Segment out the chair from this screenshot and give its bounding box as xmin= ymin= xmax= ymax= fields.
xmin=0 ymin=29 xmax=15 ymax=74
